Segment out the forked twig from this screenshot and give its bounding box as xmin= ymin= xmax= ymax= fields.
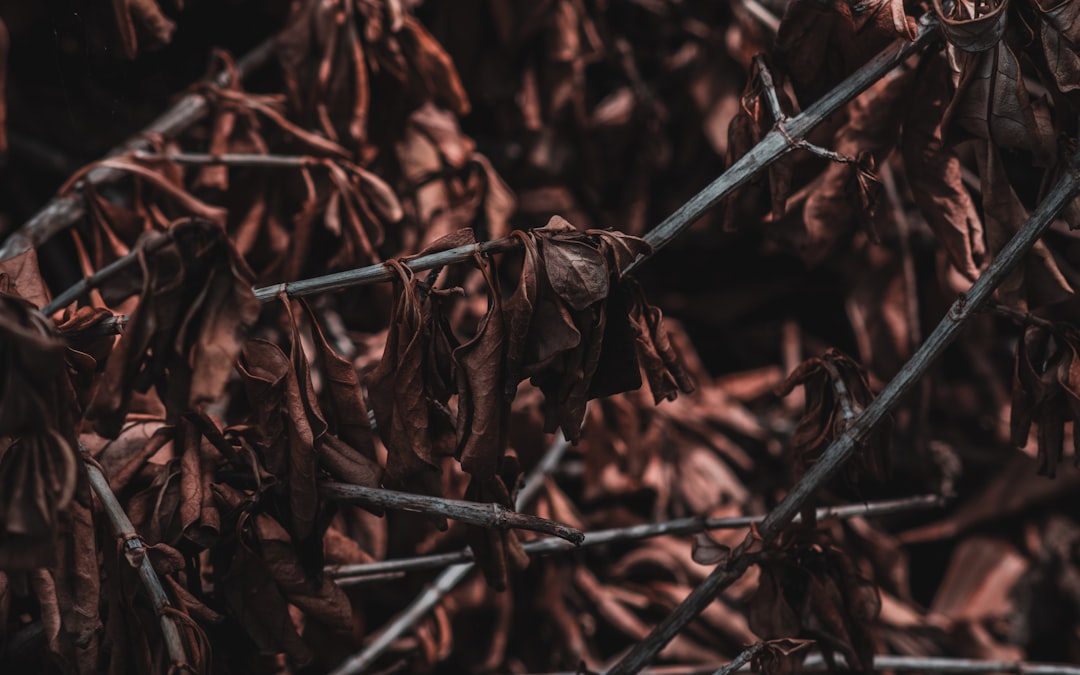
xmin=327 ymin=495 xmax=944 ymax=583
xmin=82 ymin=452 xmax=190 ymax=671
xmin=0 ymin=39 xmax=277 ymax=261
xmin=319 ymin=482 xmax=584 ymax=544
xmin=327 ymin=434 xmax=572 ymax=675
xmin=605 ymin=150 xmax=1080 ymax=674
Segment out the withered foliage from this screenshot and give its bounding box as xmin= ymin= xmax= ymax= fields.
xmin=750 ymin=530 xmax=881 ymax=675
xmin=1010 ymin=324 xmax=1080 ymax=478
xmin=2 ymin=0 xmax=1080 ymax=673
xmin=777 ymin=350 xmax=892 ymax=497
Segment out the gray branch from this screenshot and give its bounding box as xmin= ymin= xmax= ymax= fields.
xmin=320 ymin=481 xmax=584 ymax=544
xmin=83 ymin=454 xmax=189 ymax=670
xmin=327 ymin=495 xmax=944 ymax=583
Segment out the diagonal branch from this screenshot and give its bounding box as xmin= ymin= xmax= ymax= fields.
xmin=82 ymin=452 xmax=190 ymax=670
xmin=624 ymin=14 xmax=937 ymax=272
xmin=41 ymin=228 xmax=175 ymax=316
xmin=604 ymin=152 xmax=1080 ymax=674
xmin=0 ymin=39 xmax=276 ymax=261
xmin=327 ymin=495 xmax=944 ymax=583
xmin=319 ymin=482 xmax=584 ymax=544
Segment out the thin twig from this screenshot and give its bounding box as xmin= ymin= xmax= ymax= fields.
xmin=529 ymin=654 xmax=1080 ymax=675
xmin=880 ymin=162 xmax=922 ymax=346
xmin=328 ymin=434 xmax=572 ymax=675
xmin=132 ymin=151 xmax=327 ymax=169
xmin=984 ymin=300 xmax=1058 ymax=331
xmin=0 ymin=39 xmax=277 ymax=261
xmin=319 ymin=482 xmax=584 ymax=544
xmin=752 ymin=56 xmax=785 ymax=123
xmin=738 ymin=0 xmax=781 ymax=33
xmin=327 ymin=495 xmax=944 ymax=583
xmin=828 ymin=655 xmax=1080 ymax=675
xmin=41 ymin=229 xmax=174 ymax=316
xmin=252 ymin=237 xmax=521 ymax=301
xmin=605 ymin=149 xmax=1080 ymax=674
xmin=712 ymin=642 xmax=764 ymax=675
xmin=82 ymin=452 xmax=189 ymax=671
xmin=821 ymin=359 xmax=857 ymax=427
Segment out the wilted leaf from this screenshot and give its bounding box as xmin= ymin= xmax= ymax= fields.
xmin=454 ymin=256 xmax=509 ymax=480
xmin=931 ymin=0 xmax=1008 ymax=52
xmin=365 ymin=261 xmax=446 ymax=503
xmin=87 ymin=220 xmax=260 ymax=437
xmin=751 ymin=534 xmax=880 ymax=673
xmin=901 ymin=52 xmax=986 ymax=280
xmin=777 ymin=349 xmax=891 ymax=523
xmin=112 ymin=0 xmax=176 ymax=59
xmin=1010 ymin=324 xmax=1080 ymax=477
xmin=0 ymin=248 xmax=49 ymax=310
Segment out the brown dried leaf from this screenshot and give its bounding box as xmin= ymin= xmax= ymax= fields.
xmin=1032 ymin=0 xmax=1080 ymax=94
xmin=0 ymin=248 xmax=50 ymax=310
xmin=777 ymin=0 xmax=910 ymax=101
xmin=237 ymin=337 xmax=320 ymax=541
xmin=0 ymin=432 xmax=78 ymax=570
xmin=901 ymin=53 xmax=986 ymax=280
xmin=300 ymin=301 xmax=379 ymax=463
xmin=454 ymin=257 xmax=508 ymax=479
xmin=87 ymin=221 xmax=260 ymax=437
xmin=401 ymin=17 xmax=471 ymax=116
xmin=947 ymin=43 xmax=1055 ymax=162
xmin=802 ymin=71 xmax=910 ymax=262
xmin=978 ymin=142 xmax=1072 ymax=308
xmin=0 ymin=293 xmax=71 ymax=436
xmin=540 ymin=237 xmax=609 ymax=311
xmin=777 ymin=349 xmax=891 ymax=505
xmin=112 ymin=0 xmax=176 ymax=59
xmin=932 ymin=0 xmax=1008 ymax=52
xmin=1010 ymin=325 xmax=1080 ymax=477
xmin=751 ymin=537 xmax=880 ymax=673
xmin=365 ymin=262 xmax=445 ymax=502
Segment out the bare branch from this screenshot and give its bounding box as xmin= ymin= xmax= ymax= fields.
xmin=604 ymin=149 xmax=1080 ymax=673
xmin=42 ymin=229 xmax=175 ymax=316
xmin=327 ymin=434 xmax=572 ymax=675
xmin=738 ymin=0 xmax=781 ymax=33
xmin=327 ymin=495 xmax=944 ymax=583
xmin=252 ymin=237 xmax=521 ymax=302
xmin=82 ymin=451 xmax=189 ymax=671
xmin=984 ymin=300 xmax=1057 ymax=331
xmin=320 ymin=482 xmax=584 ymax=544
xmin=132 ymin=150 xmax=326 ymax=169
xmin=528 ymin=655 xmax=1080 ymax=675
xmin=712 ymin=642 xmax=764 ymax=675
xmin=0 ymin=39 xmax=276 ymax=261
